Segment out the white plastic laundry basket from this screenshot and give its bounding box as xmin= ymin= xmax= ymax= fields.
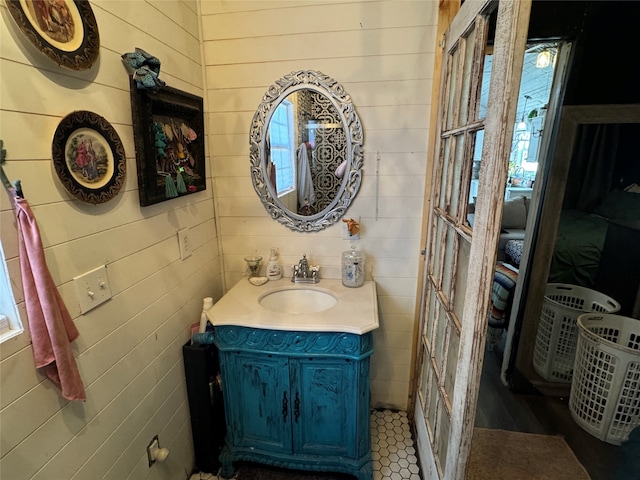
xmin=569 ymin=313 xmax=640 ymax=445
xmin=533 ymin=284 xmax=620 ymax=383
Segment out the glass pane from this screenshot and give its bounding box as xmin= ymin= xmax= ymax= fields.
xmin=422 ymin=361 xmax=434 ymax=417
xmin=507 ymin=43 xmax=559 ymax=191
xmin=453 ymin=237 xmax=471 ymax=322
xmin=441 ymin=227 xmax=457 ymax=302
xmin=509 ymin=122 xmax=531 ymax=185
xmin=438 ymin=136 xmax=452 ymax=210
xmin=445 ymin=45 xmax=460 ymax=131
xmin=478 ymin=51 xmax=492 ymax=120
xmin=466 ymin=129 xmax=484 ymax=228
xmin=427 ymin=374 xmax=439 ymax=433
xmin=420 ymin=285 xmax=430 ymax=338
xmin=432 ymin=219 xmax=445 ymax=287
xmin=443 ymin=326 xmax=460 ymax=403
xmin=428 ymin=216 xmax=437 ymax=277
xmin=424 ymin=287 xmax=438 ymax=347
xmin=450 ymin=133 xmax=466 ymax=217
xmin=458 ymin=25 xmax=477 ymax=124
xmin=434 ymin=305 xmax=448 ymax=373
xmin=418 ymin=347 xmax=428 ymax=404
xmin=436 ymin=400 xmax=451 ymax=462
xmin=269 ymin=101 xmax=295 ymax=194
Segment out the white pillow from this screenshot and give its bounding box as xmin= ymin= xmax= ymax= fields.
xmin=502 ymin=196 xmax=527 ymax=229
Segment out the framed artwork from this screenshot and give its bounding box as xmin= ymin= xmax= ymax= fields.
xmin=130 ymin=80 xmax=206 ymax=206
xmin=52 ymin=111 xmax=126 ymax=204
xmin=5 ymin=0 xmax=100 ymax=71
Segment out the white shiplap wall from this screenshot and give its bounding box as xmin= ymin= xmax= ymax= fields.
xmin=1 ymin=1 xmax=440 ymax=477
xmin=202 ymin=0 xmax=438 ymax=409
xmin=0 ymin=1 xmax=222 ymax=479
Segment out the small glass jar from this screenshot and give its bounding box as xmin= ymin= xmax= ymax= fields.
xmin=342 ymin=246 xmax=365 ymax=288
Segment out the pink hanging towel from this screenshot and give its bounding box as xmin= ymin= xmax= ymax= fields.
xmin=14 ymin=195 xmax=86 ymax=401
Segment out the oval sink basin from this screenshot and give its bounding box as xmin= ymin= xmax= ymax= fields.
xmin=259 ymin=288 xmax=337 ymax=314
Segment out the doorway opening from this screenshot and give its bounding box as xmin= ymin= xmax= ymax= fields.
xmin=474 ymin=3 xmax=640 ymax=479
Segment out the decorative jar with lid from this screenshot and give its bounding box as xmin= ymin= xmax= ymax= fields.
xmin=341 ymin=246 xmax=365 ymax=288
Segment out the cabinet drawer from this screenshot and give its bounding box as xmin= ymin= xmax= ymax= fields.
xmin=214 ymin=325 xmax=373 ymax=359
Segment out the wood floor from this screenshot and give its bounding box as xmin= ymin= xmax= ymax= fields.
xmin=475 ymin=348 xmax=621 ymax=480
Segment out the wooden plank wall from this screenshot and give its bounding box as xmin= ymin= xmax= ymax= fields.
xmin=0 ymin=1 xmax=222 ymax=479
xmin=202 ymin=0 xmax=438 ymax=409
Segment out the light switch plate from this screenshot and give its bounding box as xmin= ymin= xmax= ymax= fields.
xmin=74 ymin=265 xmax=112 ymax=314
xmin=178 ymin=228 xmax=192 ymax=260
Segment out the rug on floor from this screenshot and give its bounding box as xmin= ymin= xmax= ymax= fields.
xmin=467 ymin=428 xmax=590 ymax=480
xmin=233 ymin=462 xmax=354 ymax=479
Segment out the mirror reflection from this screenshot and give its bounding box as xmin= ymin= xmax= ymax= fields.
xmin=249 ymin=70 xmax=363 ymax=232
xmin=265 ymin=89 xmax=347 ymax=216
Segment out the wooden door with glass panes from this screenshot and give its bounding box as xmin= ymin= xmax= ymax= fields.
xmin=414 ymin=1 xmax=531 ymax=479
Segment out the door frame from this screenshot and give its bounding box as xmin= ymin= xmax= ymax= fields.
xmin=513 ymin=103 xmax=640 ymax=394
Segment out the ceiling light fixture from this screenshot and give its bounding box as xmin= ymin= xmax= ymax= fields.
xmin=515 ymin=121 xmax=528 ymax=133
xmin=536 ymin=50 xmax=551 ymax=68
xmin=515 ymin=95 xmax=531 ymax=132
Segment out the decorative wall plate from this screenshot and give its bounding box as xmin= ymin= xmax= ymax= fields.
xmin=52 ymin=111 xmax=126 ymax=204
xmin=6 ymin=0 xmax=100 ymax=70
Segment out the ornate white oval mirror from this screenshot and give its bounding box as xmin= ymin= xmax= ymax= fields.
xmin=249 ymin=70 xmax=363 ymax=232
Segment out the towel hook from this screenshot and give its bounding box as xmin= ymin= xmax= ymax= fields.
xmin=0 ymin=139 xmax=24 ymax=198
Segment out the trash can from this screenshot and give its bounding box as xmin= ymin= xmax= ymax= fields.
xmin=183 ymin=341 xmax=226 ymax=473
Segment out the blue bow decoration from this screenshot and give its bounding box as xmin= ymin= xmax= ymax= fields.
xmin=121 ymin=48 xmax=165 ymax=91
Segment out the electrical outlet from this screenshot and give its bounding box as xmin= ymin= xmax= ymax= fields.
xmin=147 ymin=434 xmax=169 ymax=466
xmin=73 ymin=265 xmax=112 ymax=314
xmin=178 ymin=228 xmax=192 ymax=260
xmin=147 ymin=435 xmax=159 ymax=467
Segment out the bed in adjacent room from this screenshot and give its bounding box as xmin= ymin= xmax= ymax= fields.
xmin=548 ymin=186 xmax=640 ymax=288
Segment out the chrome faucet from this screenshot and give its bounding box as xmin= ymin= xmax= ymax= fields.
xmin=292 ymin=254 xmax=319 ymax=283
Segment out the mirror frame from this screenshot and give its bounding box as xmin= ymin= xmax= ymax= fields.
xmin=249 ymin=70 xmax=363 ymax=232
xmin=514 ymin=103 xmax=640 ymax=391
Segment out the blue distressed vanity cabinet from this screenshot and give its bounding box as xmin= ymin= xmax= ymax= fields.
xmin=214 ymin=325 xmax=374 ymax=479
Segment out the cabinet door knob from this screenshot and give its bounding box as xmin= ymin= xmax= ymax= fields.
xmin=282 ymin=391 xmax=288 ymax=422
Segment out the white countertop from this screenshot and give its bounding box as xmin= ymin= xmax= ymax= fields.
xmin=206 ymin=277 xmax=379 ymax=335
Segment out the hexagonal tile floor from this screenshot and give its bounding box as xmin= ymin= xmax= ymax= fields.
xmin=191 ymin=409 xmax=421 ymax=480
xmin=371 ymin=409 xmax=421 ymax=480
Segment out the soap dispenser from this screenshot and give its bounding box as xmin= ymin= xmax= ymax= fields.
xmin=342 ymin=245 xmax=365 ymax=288
xmin=266 ymin=248 xmax=282 ymax=281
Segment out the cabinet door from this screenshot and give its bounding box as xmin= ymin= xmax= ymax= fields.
xmin=225 ymin=352 xmax=292 ymax=453
xmin=292 ymin=357 xmax=357 ymax=457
